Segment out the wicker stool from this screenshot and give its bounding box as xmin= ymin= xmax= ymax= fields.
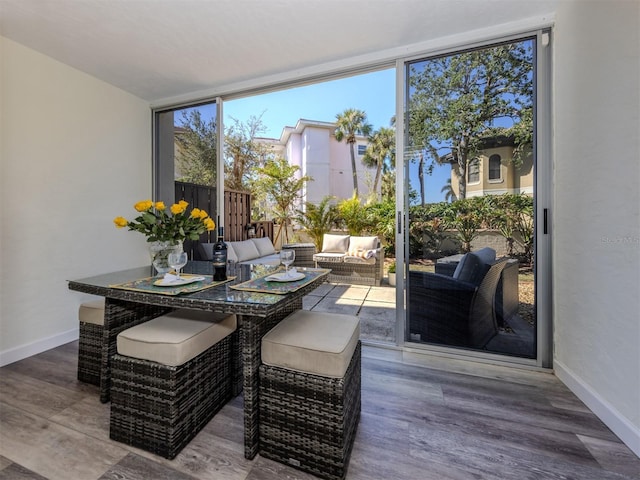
xmin=77 ymin=299 xmax=105 ymax=385
xmin=260 ymin=310 xmax=361 ymax=480
xmin=109 ymin=309 xmax=237 ymax=459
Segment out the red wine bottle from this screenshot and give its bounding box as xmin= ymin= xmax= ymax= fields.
xmin=212 ymin=225 xmax=227 ymax=281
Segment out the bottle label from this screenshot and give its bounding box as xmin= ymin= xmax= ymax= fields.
xmin=212 ymin=250 xmax=227 ymax=267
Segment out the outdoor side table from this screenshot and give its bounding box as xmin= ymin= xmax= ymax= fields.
xmin=282 ymin=243 xmax=316 ymax=268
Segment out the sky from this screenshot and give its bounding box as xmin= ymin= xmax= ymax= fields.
xmin=222 ymin=68 xmax=451 ymax=203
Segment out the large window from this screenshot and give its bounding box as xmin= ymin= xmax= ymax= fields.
xmin=489 ymin=154 xmax=502 ymax=180
xmin=154 ymin=101 xmax=219 ymax=257
xmin=153 ymin=28 xmax=551 ymax=368
xmin=468 ymin=158 xmax=480 ymax=183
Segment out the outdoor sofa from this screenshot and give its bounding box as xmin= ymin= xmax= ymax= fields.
xmin=313 ymin=234 xmax=384 ymax=286
xmin=199 ymin=237 xmax=281 ymax=265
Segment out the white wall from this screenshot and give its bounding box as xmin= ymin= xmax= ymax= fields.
xmin=0 ymin=37 xmax=152 ymax=364
xmin=552 ymin=0 xmax=640 ymax=455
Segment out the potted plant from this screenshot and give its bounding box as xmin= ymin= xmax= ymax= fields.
xmin=388 ymin=261 xmax=396 ymax=286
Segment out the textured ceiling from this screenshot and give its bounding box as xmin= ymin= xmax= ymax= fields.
xmin=0 ymin=0 xmax=558 ymax=103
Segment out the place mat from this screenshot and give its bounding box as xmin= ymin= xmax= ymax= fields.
xmin=230 ymin=268 xmax=329 ymax=295
xmin=110 ymin=274 xmax=234 ymax=296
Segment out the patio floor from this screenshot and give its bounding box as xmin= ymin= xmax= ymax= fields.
xmin=303 ymin=282 xmax=398 ymax=343
xmin=303 ymin=281 xmax=535 ymax=355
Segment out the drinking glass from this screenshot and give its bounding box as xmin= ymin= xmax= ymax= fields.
xmin=279 ymin=249 xmax=295 ymax=276
xmin=168 ymin=251 xmax=188 ymax=278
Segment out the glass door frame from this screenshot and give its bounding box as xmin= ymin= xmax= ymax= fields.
xmin=394 ymin=29 xmax=553 ymax=369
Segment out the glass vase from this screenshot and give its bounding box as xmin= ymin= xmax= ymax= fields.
xmin=149 ymin=241 xmax=182 ymax=275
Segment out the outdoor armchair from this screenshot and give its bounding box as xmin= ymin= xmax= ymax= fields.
xmin=408 ymin=249 xmax=507 ymax=349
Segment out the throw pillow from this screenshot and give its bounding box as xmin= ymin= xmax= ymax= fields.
xmin=231 ymin=240 xmax=260 ymax=262
xmin=322 ymin=234 xmax=350 ymax=253
xmin=346 ymin=249 xmax=376 ymax=259
xmin=348 ymin=236 xmax=378 ymax=251
xmin=252 ymin=237 xmax=276 ymax=256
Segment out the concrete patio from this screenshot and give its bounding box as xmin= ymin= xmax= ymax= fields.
xmin=303 ymin=282 xmax=398 ymax=343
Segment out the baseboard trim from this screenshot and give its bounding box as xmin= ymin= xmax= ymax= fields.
xmin=554 ymin=359 xmax=640 ymax=457
xmin=0 ymin=329 xmax=79 ymax=367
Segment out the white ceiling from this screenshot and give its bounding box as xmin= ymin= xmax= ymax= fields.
xmin=0 ymin=0 xmax=559 ymax=104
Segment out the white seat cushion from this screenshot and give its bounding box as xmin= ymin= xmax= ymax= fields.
xmin=313 ymin=252 xmax=346 ymax=263
xmin=262 ymin=310 xmax=360 ymax=378
xmin=79 ymin=299 xmax=105 ymax=326
xmin=117 ymin=310 xmax=236 ymax=367
xmin=239 ymin=253 xmax=281 ymax=266
xmin=343 ymin=255 xmax=376 ymax=265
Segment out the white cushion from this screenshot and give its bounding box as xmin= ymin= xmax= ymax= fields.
xmin=348 ymin=236 xmax=378 ymax=251
xmin=343 ymin=255 xmax=376 ymax=265
xmin=321 ymin=234 xmax=350 ymax=253
xmin=117 ymin=310 xmax=236 ymax=367
xmin=262 ymin=310 xmax=360 ymax=378
xmin=240 ymin=253 xmax=281 ymax=266
xmin=230 ymin=240 xmax=260 ymax=262
xmin=251 ymin=237 xmax=276 ymax=256
xmin=79 ymin=299 xmax=105 ymax=326
xmin=313 ymin=252 xmax=346 ymax=263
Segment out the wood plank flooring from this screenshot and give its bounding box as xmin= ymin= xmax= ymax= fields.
xmin=1 ymin=341 xmax=638 ymax=480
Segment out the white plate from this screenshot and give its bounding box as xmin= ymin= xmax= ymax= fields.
xmin=153 ymin=276 xmax=205 ymax=287
xmin=265 ymin=272 xmax=306 ymax=282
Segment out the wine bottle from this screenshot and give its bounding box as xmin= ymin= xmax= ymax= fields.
xmin=212 ymin=224 xmax=227 ymax=281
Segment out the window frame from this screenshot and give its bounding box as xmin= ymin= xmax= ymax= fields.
xmin=488 ymin=154 xmax=503 ymax=182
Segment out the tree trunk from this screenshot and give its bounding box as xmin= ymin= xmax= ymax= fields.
xmin=418 ymin=152 xmax=425 ymax=206
xmin=349 ymin=142 xmax=359 ymax=196
xmin=373 ymin=162 xmax=382 ymax=200
xmin=457 ymin=138 xmax=468 ymax=200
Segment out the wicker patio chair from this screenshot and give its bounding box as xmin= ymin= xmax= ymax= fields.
xmin=408 ymin=255 xmax=508 ymax=349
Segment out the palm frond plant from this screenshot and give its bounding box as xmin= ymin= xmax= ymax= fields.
xmin=296 ymin=196 xmax=339 ymax=252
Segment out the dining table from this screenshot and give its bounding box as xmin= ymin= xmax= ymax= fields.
xmin=68 ymin=260 xmax=330 ymax=460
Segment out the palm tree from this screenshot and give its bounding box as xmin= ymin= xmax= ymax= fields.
xmin=362 ymin=126 xmax=395 ymax=200
xmin=441 ymin=178 xmax=457 ymax=203
xmin=296 ymin=196 xmax=339 ymax=252
xmin=334 ymin=108 xmax=372 ymax=196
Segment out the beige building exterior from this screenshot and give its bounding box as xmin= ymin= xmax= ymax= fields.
xmin=449 ymin=137 xmax=534 ymax=199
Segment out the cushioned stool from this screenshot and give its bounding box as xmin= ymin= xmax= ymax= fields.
xmin=109 ymin=309 xmax=237 ymax=459
xmin=77 ymin=299 xmax=105 ymax=385
xmin=259 ymin=310 xmax=361 ymax=480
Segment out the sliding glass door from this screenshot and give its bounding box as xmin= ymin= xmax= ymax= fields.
xmin=401 ymin=34 xmax=549 ymax=362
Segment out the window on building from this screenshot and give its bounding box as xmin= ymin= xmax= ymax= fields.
xmin=468 ymin=158 xmax=480 ymax=183
xmin=357 ymin=144 xmax=367 ymax=155
xmin=489 ymin=154 xmax=502 ymax=180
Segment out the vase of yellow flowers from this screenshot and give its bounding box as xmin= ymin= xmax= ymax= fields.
xmin=114 ymin=199 xmax=215 ymax=274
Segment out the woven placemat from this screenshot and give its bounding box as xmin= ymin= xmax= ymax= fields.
xmin=230 ymin=268 xmax=329 ymax=295
xmin=110 ymin=275 xmax=234 ymax=296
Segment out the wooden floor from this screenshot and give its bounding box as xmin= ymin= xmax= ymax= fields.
xmin=1 ymin=341 xmax=638 ymax=480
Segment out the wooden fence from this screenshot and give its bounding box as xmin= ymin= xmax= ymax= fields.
xmin=175 ymin=181 xmax=274 ymax=259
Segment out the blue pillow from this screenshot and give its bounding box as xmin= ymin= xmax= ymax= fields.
xmin=453 ymin=253 xmax=477 ymax=283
